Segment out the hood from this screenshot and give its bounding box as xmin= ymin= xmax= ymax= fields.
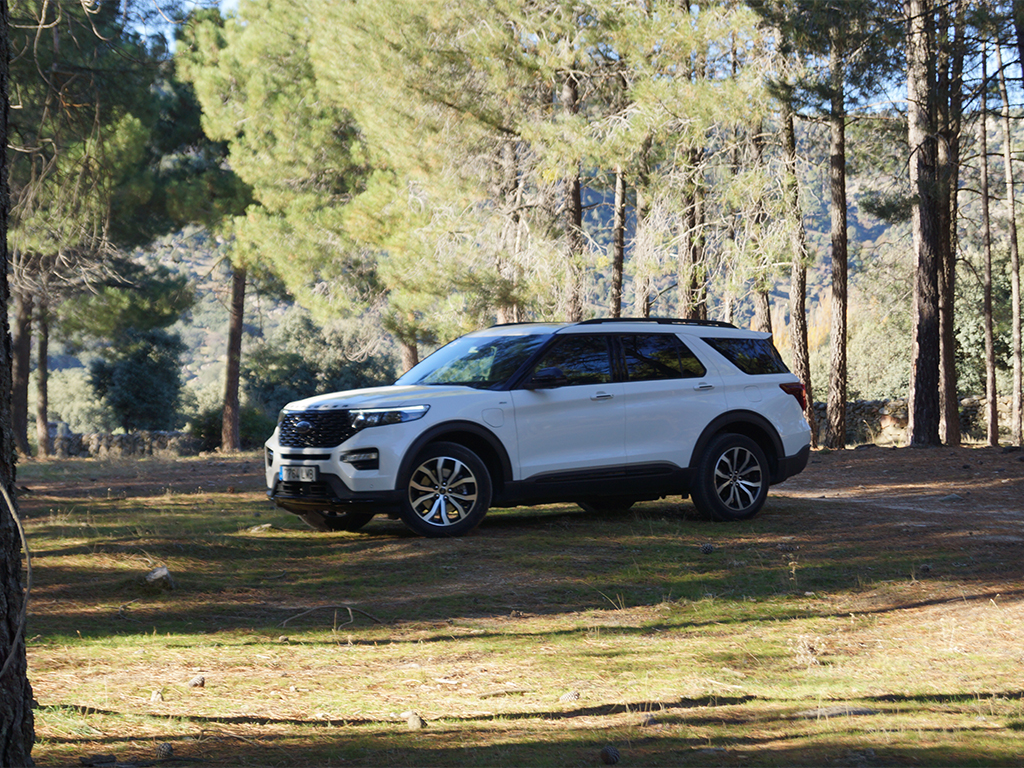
xmin=282 ymin=384 xmax=481 ymax=412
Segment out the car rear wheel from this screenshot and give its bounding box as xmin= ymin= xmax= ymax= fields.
xmin=298 ymin=510 xmax=375 ymax=532
xmin=691 ymin=433 xmax=769 ymax=521
xmin=398 ymin=442 xmax=492 ymax=537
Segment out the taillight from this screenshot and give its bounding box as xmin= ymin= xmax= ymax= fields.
xmin=780 ymin=382 xmax=807 ymax=411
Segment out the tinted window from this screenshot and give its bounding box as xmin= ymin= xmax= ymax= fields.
xmin=622 ymin=334 xmax=706 ymax=381
xmin=705 ymin=337 xmax=789 ymax=375
xmin=531 ymin=335 xmax=612 ymax=385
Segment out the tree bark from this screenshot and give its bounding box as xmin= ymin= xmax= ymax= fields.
xmin=0 ymin=0 xmax=37 ymax=756
xmin=996 ymin=45 xmax=1023 ymax=446
xmin=906 ymin=0 xmax=941 ymax=446
xmin=826 ymin=36 xmax=848 ymax=450
xmin=11 ymin=292 xmax=32 ymax=457
xmin=782 ymin=98 xmax=817 ymax=446
xmin=221 ymin=265 xmax=246 ymax=452
xmin=611 ymin=166 xmax=626 ymax=318
xmin=34 ymin=303 xmax=50 ymax=458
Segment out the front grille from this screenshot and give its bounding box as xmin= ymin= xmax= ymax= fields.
xmin=278 ymin=410 xmax=355 ymax=448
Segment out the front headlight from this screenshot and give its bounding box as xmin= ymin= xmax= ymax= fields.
xmin=349 ymin=404 xmax=430 ymax=432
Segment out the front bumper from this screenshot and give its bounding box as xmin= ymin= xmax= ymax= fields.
xmin=268 ymin=470 xmax=402 ymax=515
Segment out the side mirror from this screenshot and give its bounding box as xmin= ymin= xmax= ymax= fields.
xmin=526 ymin=367 xmax=568 ymax=389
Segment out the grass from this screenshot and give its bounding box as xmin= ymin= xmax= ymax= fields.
xmin=14 ymin=452 xmax=1024 ymax=766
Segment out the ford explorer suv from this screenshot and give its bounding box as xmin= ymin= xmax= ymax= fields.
xmin=265 ymin=318 xmax=812 ymax=537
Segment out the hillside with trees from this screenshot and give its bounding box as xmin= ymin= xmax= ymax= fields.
xmin=7 ymin=0 xmax=1024 ymax=455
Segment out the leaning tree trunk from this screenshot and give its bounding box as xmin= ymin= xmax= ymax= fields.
xmin=782 ymin=98 xmax=818 ymax=446
xmin=826 ymin=36 xmax=849 ymax=450
xmin=996 ymin=45 xmax=1023 ymax=446
xmin=221 ymin=264 xmax=246 ymax=453
xmin=0 ymin=0 xmax=37 ymax=757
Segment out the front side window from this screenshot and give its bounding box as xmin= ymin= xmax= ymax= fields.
xmin=622 ymin=334 xmax=706 ymax=381
xmin=529 ymin=335 xmax=612 ymax=385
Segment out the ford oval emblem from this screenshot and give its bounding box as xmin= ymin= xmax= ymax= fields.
xmin=295 ymin=421 xmax=312 ymax=434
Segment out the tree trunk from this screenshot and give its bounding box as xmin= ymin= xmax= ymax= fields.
xmin=981 ymin=47 xmax=998 ymax=446
xmin=906 ymin=0 xmax=942 ymax=446
xmin=0 ymin=0 xmax=37 ymax=755
xmin=34 ymin=303 xmax=50 ymax=458
xmin=826 ymin=37 xmax=848 ymax=450
xmin=782 ymin=98 xmax=817 ymax=446
xmin=11 ymin=292 xmax=33 ymax=457
xmin=399 ymin=340 xmax=419 ymax=373
xmin=611 ymin=166 xmax=626 ymax=318
xmin=563 ymin=73 xmax=585 ymax=322
xmin=752 ymin=292 xmax=772 ymax=334
xmin=221 ymin=265 xmax=246 ymax=453
xmin=996 ymin=45 xmax=1023 ymax=446
xmin=936 ymin=0 xmax=962 ymax=446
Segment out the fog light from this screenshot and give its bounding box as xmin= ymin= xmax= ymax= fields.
xmin=341 ymin=449 xmax=379 ymax=470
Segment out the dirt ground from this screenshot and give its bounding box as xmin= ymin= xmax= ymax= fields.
xmin=782 ymin=443 xmax=1024 ymax=513
xmin=19 ymin=443 xmax=1024 ymax=521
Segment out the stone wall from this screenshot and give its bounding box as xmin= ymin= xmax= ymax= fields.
xmin=811 ymin=396 xmax=1017 ymax=446
xmin=53 ymin=430 xmax=201 ymax=459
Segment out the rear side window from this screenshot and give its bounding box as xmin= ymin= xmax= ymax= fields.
xmin=531 ymin=335 xmax=613 ymax=385
xmin=622 ymin=334 xmax=706 ymax=381
xmin=704 ymin=337 xmax=790 ymax=375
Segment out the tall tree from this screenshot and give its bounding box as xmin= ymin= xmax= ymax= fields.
xmin=0 ymin=0 xmax=37 ymax=758
xmin=980 ymin=43 xmax=999 ymax=446
xmin=825 ymin=25 xmax=850 ymax=449
xmin=906 ymin=0 xmax=942 ymax=445
xmin=995 ymin=42 xmax=1023 ymax=445
xmin=936 ymin=0 xmax=964 ymax=445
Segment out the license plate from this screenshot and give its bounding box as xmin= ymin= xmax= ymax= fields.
xmin=280 ymin=465 xmax=317 ymax=482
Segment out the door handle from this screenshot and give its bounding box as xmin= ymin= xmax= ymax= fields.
xmin=591 ymin=392 xmax=614 ymax=401
xmin=693 ymin=382 xmax=715 ymax=391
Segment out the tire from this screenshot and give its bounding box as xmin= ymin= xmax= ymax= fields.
xmin=577 ymin=497 xmax=635 ymax=515
xmin=398 ymin=442 xmax=492 ymax=537
xmin=298 ymin=510 xmax=375 ymax=533
xmin=691 ymin=433 xmax=769 ymax=521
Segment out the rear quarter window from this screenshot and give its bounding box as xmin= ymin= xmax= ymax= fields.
xmin=704 ymin=337 xmax=790 ymax=375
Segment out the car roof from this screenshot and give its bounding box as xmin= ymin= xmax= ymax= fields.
xmin=473 ymin=317 xmax=766 ymax=339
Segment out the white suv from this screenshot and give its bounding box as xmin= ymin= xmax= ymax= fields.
xmin=264 ymin=318 xmax=811 ymax=537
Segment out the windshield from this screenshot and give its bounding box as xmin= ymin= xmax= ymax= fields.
xmin=395 ymin=333 xmax=549 ymax=389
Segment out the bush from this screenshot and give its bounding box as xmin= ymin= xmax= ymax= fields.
xmin=187 ymin=405 xmax=276 ymax=452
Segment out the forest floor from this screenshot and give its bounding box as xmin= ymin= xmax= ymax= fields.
xmin=14 ymin=444 xmax=1024 ymax=768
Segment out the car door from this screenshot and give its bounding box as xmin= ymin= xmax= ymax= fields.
xmin=509 ymin=333 xmax=625 ymax=480
xmin=619 ymin=333 xmax=727 ymax=469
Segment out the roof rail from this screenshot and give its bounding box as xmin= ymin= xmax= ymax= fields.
xmin=576 ymin=317 xmax=737 ymax=329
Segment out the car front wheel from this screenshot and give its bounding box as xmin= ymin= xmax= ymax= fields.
xmin=398 ymin=442 xmax=492 ymax=537
xmin=691 ymin=433 xmax=769 ymax=521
